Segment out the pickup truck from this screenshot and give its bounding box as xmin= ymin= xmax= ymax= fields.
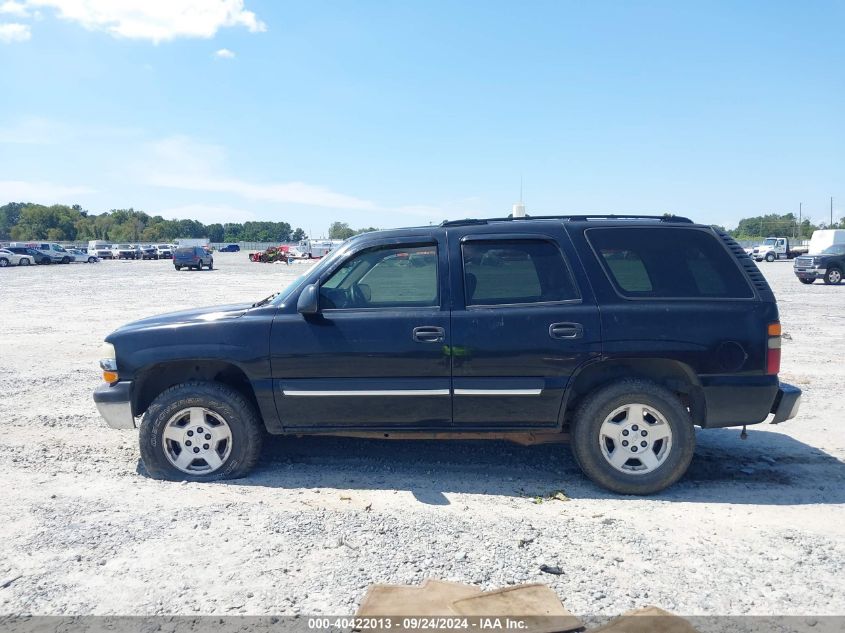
xmin=793 ymin=244 xmax=845 ymax=285
xmin=93 ymin=215 xmax=801 ymax=495
xmin=751 ymin=237 xmax=808 ymax=262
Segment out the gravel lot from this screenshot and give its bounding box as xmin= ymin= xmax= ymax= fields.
xmin=0 ymin=254 xmax=843 ymax=617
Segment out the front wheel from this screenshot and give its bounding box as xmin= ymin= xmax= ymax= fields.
xmin=765 ymin=252 xmax=776 ymax=262
xmin=799 ymin=278 xmax=815 ymax=285
xmin=0 ymin=257 xmax=8 ymax=267
xmin=88 ymin=256 xmax=97 ymax=263
xmin=19 ymin=258 xmax=31 ymax=266
xmin=824 ymin=268 xmax=842 ymax=285
xmin=139 ymin=382 xmax=263 ymax=481
xmin=208 ymin=260 xmax=213 ymax=270
xmin=571 ymin=379 xmax=695 ymax=495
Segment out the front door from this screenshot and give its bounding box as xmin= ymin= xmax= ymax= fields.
xmin=270 ymin=235 xmax=452 ymax=430
xmin=448 ymin=229 xmax=601 ymax=428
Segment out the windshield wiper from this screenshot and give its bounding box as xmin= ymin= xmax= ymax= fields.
xmin=252 ymin=292 xmax=279 ymax=308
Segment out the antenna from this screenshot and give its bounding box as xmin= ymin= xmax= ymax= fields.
xmin=520 ymin=175 xmax=523 ymax=203
xmin=512 ymin=176 xmax=527 ymax=218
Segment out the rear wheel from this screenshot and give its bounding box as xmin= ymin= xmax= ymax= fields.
xmin=175 ymin=265 xmax=182 ymax=270
xmin=19 ymin=258 xmax=31 ymax=266
xmin=61 ymin=256 xmax=71 ymax=264
xmin=88 ymin=256 xmax=97 ymax=263
xmin=139 ymin=381 xmax=263 ymax=481
xmin=824 ymin=267 xmax=842 ymax=285
xmin=208 ymin=260 xmax=213 ymax=270
xmin=799 ymin=278 xmax=815 ymax=285
xmin=0 ymin=257 xmax=8 ymax=267
xmin=571 ymin=379 xmax=695 ymax=495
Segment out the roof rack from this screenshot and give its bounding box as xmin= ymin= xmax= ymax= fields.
xmin=441 ymin=214 xmax=694 ymax=227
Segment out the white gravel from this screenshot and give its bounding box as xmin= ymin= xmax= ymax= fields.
xmin=0 ymin=254 xmax=843 ymax=616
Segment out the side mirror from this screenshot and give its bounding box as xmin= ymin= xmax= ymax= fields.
xmin=297 ymin=284 xmax=320 ymax=315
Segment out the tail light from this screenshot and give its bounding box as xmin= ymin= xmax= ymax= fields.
xmin=766 ymin=322 xmax=781 ymax=375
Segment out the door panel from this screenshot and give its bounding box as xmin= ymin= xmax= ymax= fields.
xmin=270 ymin=235 xmax=452 ymax=430
xmin=448 ymin=228 xmax=601 ymax=429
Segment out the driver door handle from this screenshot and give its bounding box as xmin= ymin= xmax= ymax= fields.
xmin=413 ymin=326 xmax=445 ymax=343
xmin=549 ymin=322 xmax=584 ymax=339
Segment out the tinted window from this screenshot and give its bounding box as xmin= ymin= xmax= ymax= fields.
xmin=462 ymin=239 xmax=578 ymax=306
xmin=320 ymin=244 xmax=438 ymax=309
xmin=587 ymin=227 xmax=753 ymax=299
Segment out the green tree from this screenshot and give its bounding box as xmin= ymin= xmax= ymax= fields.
xmin=329 ymin=221 xmax=355 ymax=240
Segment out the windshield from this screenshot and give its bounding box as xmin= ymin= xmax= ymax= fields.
xmin=821 ymin=245 xmax=845 ymax=256
xmin=764 ymin=238 xmax=777 ymax=246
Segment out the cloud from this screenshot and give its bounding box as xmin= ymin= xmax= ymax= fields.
xmin=214 ymin=47 xmax=234 ymax=59
xmin=141 ymin=136 xmax=377 ymax=210
xmin=0 ymin=179 xmax=95 ymax=202
xmin=156 ymin=203 xmax=258 ymax=224
xmin=24 ymin=0 xmax=266 ymax=43
xmin=0 ymin=116 xmax=63 ymax=143
xmin=0 ymin=1 xmax=29 ymax=17
xmin=0 ymin=21 xmax=30 ymax=41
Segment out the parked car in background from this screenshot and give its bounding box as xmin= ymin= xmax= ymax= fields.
xmin=0 ymin=248 xmax=32 ymax=266
xmin=751 ymin=237 xmax=808 ymax=262
xmin=67 ymin=248 xmax=99 ymax=263
xmin=6 ymin=246 xmax=50 ymax=264
xmin=111 ymin=244 xmax=138 ymax=260
xmin=156 ymin=244 xmax=173 ymax=258
xmin=174 ymin=246 xmax=213 ymax=270
xmin=88 ymin=241 xmax=113 ymax=259
xmin=793 ymin=244 xmax=845 ymax=285
xmin=140 ymin=245 xmax=159 ymax=260
xmin=219 ymin=244 xmax=241 ymax=252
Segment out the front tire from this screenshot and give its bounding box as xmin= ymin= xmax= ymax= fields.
xmin=88 ymin=256 xmax=97 ymax=263
xmin=208 ymin=260 xmax=213 ymax=270
xmin=824 ymin=267 xmax=842 ymax=285
xmin=0 ymin=257 xmax=8 ymax=267
xmin=765 ymin=252 xmax=776 ymax=262
xmin=139 ymin=381 xmax=263 ymax=482
xmin=571 ymin=379 xmax=695 ymax=495
xmin=19 ymin=257 xmax=31 ymax=266
xmin=174 ymin=265 xmax=182 ymax=270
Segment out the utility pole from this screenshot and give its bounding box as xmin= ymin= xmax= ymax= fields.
xmin=798 ymin=202 xmax=802 ymax=239
xmin=831 ymin=197 xmax=835 ymax=228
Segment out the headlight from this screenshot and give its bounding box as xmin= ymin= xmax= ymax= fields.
xmin=99 ymin=342 xmax=118 ymax=382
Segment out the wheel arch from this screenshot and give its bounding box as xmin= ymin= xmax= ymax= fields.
xmin=133 ymin=359 xmax=260 ymax=421
xmin=561 ymin=358 xmax=705 ymax=429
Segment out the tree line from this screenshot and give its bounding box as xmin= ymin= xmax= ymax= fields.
xmin=0 ymin=202 xmax=308 ymax=243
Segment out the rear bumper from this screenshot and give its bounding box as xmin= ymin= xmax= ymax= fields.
xmin=93 ymin=381 xmax=136 ymax=429
xmin=770 ymin=382 xmax=801 ymax=424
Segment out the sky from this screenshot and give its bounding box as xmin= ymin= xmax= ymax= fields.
xmin=0 ymin=0 xmax=843 ymax=236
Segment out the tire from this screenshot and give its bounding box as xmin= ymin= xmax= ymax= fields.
xmin=0 ymin=257 xmax=8 ymax=267
xmin=570 ymin=379 xmax=695 ymax=495
xmin=208 ymin=260 xmax=213 ymax=270
xmin=175 ymin=265 xmax=182 ymax=270
xmin=88 ymin=257 xmax=96 ymax=263
xmin=824 ymin=267 xmax=842 ymax=285
xmin=62 ymin=256 xmax=71 ymax=264
xmin=799 ymin=278 xmax=814 ymax=285
xmin=765 ymin=252 xmax=776 ymax=262
xmin=139 ymin=381 xmax=263 ymax=482
xmin=19 ymin=258 xmax=31 ymax=266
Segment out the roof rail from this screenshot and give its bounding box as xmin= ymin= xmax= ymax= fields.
xmin=441 ymin=214 xmax=694 ymax=227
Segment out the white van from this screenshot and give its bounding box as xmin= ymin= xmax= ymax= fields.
xmin=808 ymin=229 xmax=845 ymax=255
xmin=87 ymin=240 xmax=113 ymax=259
xmin=8 ymin=241 xmax=70 ymax=263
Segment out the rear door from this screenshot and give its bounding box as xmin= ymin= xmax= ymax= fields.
xmin=448 ymin=226 xmax=601 ymax=429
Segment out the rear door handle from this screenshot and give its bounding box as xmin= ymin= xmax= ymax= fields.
xmin=413 ymin=326 xmax=445 ymax=343
xmin=549 ymin=322 xmax=583 ymax=340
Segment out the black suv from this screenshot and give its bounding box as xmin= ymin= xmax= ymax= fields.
xmin=93 ymin=215 xmax=800 ymax=494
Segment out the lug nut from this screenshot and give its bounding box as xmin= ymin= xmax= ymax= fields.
xmin=193 ymin=447 xmax=200 ymax=453
xmin=622 ymin=430 xmax=629 ymax=436
xmin=205 ymin=434 xmax=211 ymax=440
xmin=622 ymin=440 xmax=629 ymax=447
xmin=641 ymin=430 xmax=647 ymax=436
xmin=632 ymin=425 xmax=639 ymax=431
xmin=197 ymin=427 xmax=204 ymax=433
xmin=641 ymin=441 xmax=647 ymax=447
xmin=185 ymin=440 xmax=192 ymax=446
xmin=203 ymin=444 xmax=209 ymax=450
xmin=631 ymin=446 xmax=638 ymax=452
xmin=187 ymin=430 xmax=194 ymax=437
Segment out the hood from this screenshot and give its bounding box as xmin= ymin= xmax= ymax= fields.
xmin=110 ymin=303 xmax=253 ymax=335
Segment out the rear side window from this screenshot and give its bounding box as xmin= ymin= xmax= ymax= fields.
xmin=462 ymin=239 xmax=579 ymax=306
xmin=586 ymin=227 xmax=754 ymax=299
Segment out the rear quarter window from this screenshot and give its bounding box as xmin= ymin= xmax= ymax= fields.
xmin=586 ymin=227 xmax=754 ymax=299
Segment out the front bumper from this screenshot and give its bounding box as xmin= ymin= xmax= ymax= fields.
xmin=794 ymin=266 xmax=825 ymax=280
xmin=93 ymin=381 xmax=136 ymax=429
xmin=771 ymin=382 xmax=801 ymax=424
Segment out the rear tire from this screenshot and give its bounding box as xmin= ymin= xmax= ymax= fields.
xmin=175 ymin=265 xmax=182 ymax=270
xmin=20 ymin=258 xmax=31 ymax=266
xmin=208 ymin=260 xmax=213 ymax=270
xmin=88 ymin=256 xmax=97 ymax=263
xmin=824 ymin=267 xmax=842 ymax=285
xmin=571 ymin=379 xmax=695 ymax=495
xmin=139 ymin=381 xmax=263 ymax=482
xmin=62 ymin=256 xmax=71 ymax=264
